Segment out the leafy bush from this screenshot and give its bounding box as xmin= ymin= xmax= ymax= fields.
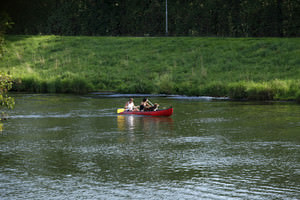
xmin=201 ymin=82 xmax=228 ymax=97
xmin=12 ymin=74 xmax=94 ymax=93
xmin=287 ymin=80 xmax=300 ymax=99
xmin=155 ymin=74 xmax=175 ymax=94
xmin=174 ymin=82 xmax=192 ymax=95
xmin=296 ymin=90 xmax=300 ymax=104
xmin=246 ymin=82 xmax=274 ymax=100
xmin=228 ymin=82 xmax=248 ymax=100
xmin=68 ymin=76 xmax=93 ymax=94
xmin=270 ymin=79 xmax=289 ymax=99
xmin=0 ymin=73 xmax=14 ymax=109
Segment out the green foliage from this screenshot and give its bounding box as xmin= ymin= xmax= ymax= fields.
xmin=154 ymin=74 xmax=175 ymax=94
xmin=13 ymin=74 xmax=94 ymax=94
xmin=2 ymin=0 xmax=300 ymax=37
xmin=0 ymin=11 xmax=13 ymax=58
xmin=227 ymin=80 xmax=300 ymax=101
xmin=0 ymin=15 xmax=14 ymax=129
xmin=270 ymin=79 xmax=290 ymax=99
xmin=296 ymin=91 xmax=300 ymax=104
xmin=0 ymin=73 xmax=15 ymax=109
xmin=117 ymin=79 xmax=155 ymax=94
xmin=246 ymin=82 xmax=275 ymax=101
xmin=228 ymin=82 xmax=248 ymax=100
xmin=200 ymin=82 xmax=228 ymax=97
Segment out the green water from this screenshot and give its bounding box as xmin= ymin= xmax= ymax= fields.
xmin=1 ymin=94 xmax=299 ymax=199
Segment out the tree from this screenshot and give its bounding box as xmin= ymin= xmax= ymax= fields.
xmin=2 ymin=0 xmax=300 ymax=37
xmin=0 ymin=11 xmax=13 ymax=58
xmin=0 ymin=11 xmax=14 ymax=131
xmin=0 ymin=73 xmax=14 ymax=110
xmin=0 ymin=11 xmax=14 ymax=109
xmin=0 ymin=73 xmax=15 ymax=131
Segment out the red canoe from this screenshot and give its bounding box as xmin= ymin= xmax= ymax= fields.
xmin=119 ymin=108 xmax=173 ymax=116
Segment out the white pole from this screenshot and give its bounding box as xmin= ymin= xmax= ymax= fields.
xmin=166 ymin=0 xmax=168 ymax=36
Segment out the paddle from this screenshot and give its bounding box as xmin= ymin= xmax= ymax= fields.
xmin=117 ymin=108 xmax=125 ymax=113
xmin=147 ymin=99 xmax=154 ymax=106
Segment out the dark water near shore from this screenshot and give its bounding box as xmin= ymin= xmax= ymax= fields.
xmin=1 ymin=94 xmax=299 ymax=199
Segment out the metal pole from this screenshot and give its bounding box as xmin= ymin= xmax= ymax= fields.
xmin=166 ymin=0 xmax=168 ymax=36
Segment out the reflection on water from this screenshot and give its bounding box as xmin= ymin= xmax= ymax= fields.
xmin=0 ymin=94 xmax=299 ymax=200
xmin=117 ymin=115 xmax=173 ymax=132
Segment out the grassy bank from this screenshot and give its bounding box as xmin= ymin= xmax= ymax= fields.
xmin=1 ymin=35 xmax=300 ymax=100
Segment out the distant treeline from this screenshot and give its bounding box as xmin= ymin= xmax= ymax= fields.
xmin=2 ymin=0 xmax=300 ymax=37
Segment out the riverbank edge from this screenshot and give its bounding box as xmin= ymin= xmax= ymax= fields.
xmin=8 ymin=88 xmax=300 ymax=104
xmin=9 ymin=79 xmax=300 ymax=103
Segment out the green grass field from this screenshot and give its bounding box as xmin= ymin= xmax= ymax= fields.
xmin=1 ymin=35 xmax=300 ymax=100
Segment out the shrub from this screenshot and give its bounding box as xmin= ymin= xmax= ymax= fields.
xmin=69 ymin=76 xmax=93 ymax=94
xmin=201 ymin=82 xmax=228 ymax=97
xmin=228 ymin=82 xmax=248 ymax=100
xmin=296 ymin=90 xmax=300 ymax=104
xmin=175 ymin=81 xmax=192 ymax=95
xmin=46 ymin=78 xmax=58 ymax=93
xmin=19 ymin=76 xmax=36 ymax=92
xmin=134 ymin=80 xmax=155 ymax=94
xmin=12 ymin=74 xmax=94 ymax=94
xmin=270 ymin=79 xmax=289 ymax=99
xmin=246 ymin=82 xmax=274 ymax=100
xmin=155 ymin=74 xmax=175 ymax=94
xmin=61 ymin=79 xmax=72 ymax=93
xmin=288 ymin=80 xmax=300 ymax=99
xmin=0 ymin=73 xmax=14 ymax=109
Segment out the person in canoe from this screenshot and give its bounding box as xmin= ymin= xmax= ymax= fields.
xmin=150 ymin=103 xmax=159 ymax=111
xmin=125 ymin=98 xmax=139 ymax=111
xmin=140 ymin=98 xmax=159 ymax=111
xmin=139 ymin=98 xmax=150 ymax=111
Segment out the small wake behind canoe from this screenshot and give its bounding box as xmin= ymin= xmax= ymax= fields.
xmin=118 ymin=107 xmax=173 ymax=116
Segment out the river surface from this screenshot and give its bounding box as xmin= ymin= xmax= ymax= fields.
xmin=1 ymin=94 xmax=299 ymax=200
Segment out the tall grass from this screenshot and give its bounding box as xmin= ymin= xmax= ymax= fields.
xmin=12 ymin=74 xmax=93 ymax=94
xmin=227 ymin=80 xmax=300 ymax=100
xmin=296 ymin=91 xmax=300 ymax=103
xmin=1 ymin=35 xmax=300 ymax=101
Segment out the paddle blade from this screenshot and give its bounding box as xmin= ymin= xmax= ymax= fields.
xmin=117 ymin=108 xmax=125 ymax=114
